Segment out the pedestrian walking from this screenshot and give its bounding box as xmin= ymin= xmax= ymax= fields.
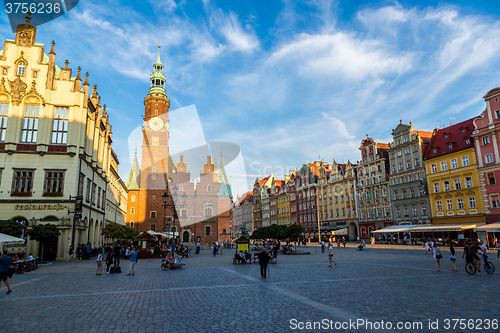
xmin=76 ymin=244 xmax=83 ymax=262
xmin=495 ymin=239 xmax=500 ymax=260
xmin=96 ymin=252 xmax=103 ymax=275
xmin=362 ymin=240 xmax=366 ymax=251
xmin=195 ymin=241 xmax=201 ymax=254
xmin=342 ymin=237 xmax=346 ymax=247
xmin=272 ymin=244 xmax=278 ymax=264
xmin=113 ymin=242 xmax=121 ymax=267
xmin=328 ymin=243 xmax=337 ymax=267
xmin=212 ymin=242 xmax=217 ymax=257
xmin=433 ymin=242 xmax=442 ymax=271
xmin=424 ymin=241 xmax=430 ymax=255
xmin=126 ymin=247 xmax=137 ymax=276
xmin=448 ymin=243 xmax=457 ymax=272
xmin=66 ymin=246 xmax=74 ymax=263
xmin=258 ymin=248 xmax=270 ymax=278
xmin=0 ymin=251 xmax=12 ymax=294
xmin=86 ymin=243 xmax=92 ymax=260
xmin=321 ymin=240 xmax=325 ymax=253
xmin=105 ymin=251 xmax=113 ymax=273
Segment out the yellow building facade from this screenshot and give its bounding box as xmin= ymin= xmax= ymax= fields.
xmin=277 ymin=188 xmax=290 ymax=225
xmin=424 ymin=119 xmax=485 ymax=225
xmin=0 ymin=16 xmax=127 ymax=260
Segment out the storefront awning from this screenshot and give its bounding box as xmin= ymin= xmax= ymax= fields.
xmin=410 ymin=223 xmax=482 ymax=232
xmin=372 ymin=225 xmax=418 ymax=233
xmin=474 ymin=222 xmax=500 ymax=232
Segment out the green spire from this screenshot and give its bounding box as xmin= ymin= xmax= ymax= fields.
xmin=149 ymin=44 xmax=166 ymax=96
xmin=126 ymin=148 xmax=141 ymax=190
xmin=217 ymin=152 xmax=232 ymax=198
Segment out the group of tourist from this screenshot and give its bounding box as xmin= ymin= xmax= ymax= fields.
xmin=66 ymin=243 xmax=92 ymax=263
xmin=426 ymin=238 xmax=497 ymax=272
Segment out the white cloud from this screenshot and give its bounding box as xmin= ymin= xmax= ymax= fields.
xmin=267 ymin=32 xmax=414 ymax=80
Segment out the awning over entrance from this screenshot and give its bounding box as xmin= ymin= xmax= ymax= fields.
xmin=372 ymin=225 xmax=418 ymax=233
xmin=410 ymin=224 xmax=482 ymax=232
xmin=474 ymin=222 xmax=500 ymax=232
xmin=331 ymin=227 xmax=348 ymax=236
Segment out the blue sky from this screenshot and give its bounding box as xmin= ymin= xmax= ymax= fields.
xmin=2 ymin=0 xmax=500 ymax=196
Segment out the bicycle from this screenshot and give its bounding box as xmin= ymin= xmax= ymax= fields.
xmin=465 ymin=256 xmax=495 ymax=275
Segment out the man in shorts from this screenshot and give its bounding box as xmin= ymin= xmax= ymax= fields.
xmin=126 ymin=248 xmax=138 ymax=276
xmin=328 ymin=243 xmax=337 ymax=267
xmin=468 ymin=240 xmax=482 ymax=271
xmin=0 ymin=251 xmax=12 ymax=293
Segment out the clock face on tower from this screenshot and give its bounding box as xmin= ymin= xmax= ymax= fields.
xmin=148 ymin=117 xmax=164 ymax=131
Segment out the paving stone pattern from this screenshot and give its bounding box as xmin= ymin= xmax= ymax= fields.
xmin=2 ymin=243 xmax=499 ymax=332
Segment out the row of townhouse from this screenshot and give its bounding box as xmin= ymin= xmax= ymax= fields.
xmin=234 ymin=87 xmax=500 ymax=242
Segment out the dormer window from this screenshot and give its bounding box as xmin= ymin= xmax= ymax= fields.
xmin=465 ymin=138 xmax=470 ymax=144
xmin=444 ymin=134 xmax=448 ymax=139
xmin=432 ymin=148 xmax=437 ymax=154
xmin=448 ymin=144 xmax=453 ymax=150
xmin=17 ymin=62 xmax=25 ymax=75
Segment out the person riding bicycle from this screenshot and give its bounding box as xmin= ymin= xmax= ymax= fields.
xmin=468 ymin=240 xmax=482 ymax=272
xmin=479 ymin=240 xmax=489 ymax=263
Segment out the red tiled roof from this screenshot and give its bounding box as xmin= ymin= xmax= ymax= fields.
xmin=258 ymin=176 xmax=271 ymax=186
xmin=275 ymin=180 xmax=284 ymax=186
xmin=376 ymin=143 xmax=389 ymax=150
xmin=424 ymin=117 xmax=475 ymax=160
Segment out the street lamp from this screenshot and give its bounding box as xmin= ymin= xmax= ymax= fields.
xmin=162 ymin=184 xmax=178 ymax=242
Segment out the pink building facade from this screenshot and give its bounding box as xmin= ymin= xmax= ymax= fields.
xmin=472 ymin=88 xmax=500 ymax=224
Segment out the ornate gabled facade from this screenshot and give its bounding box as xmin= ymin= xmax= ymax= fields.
xmin=388 ymin=121 xmax=432 ymax=225
xmin=356 ymin=136 xmax=391 ymax=239
xmin=0 ymin=15 xmax=127 ymax=260
xmin=425 ymin=118 xmax=485 ymax=226
xmin=125 ymin=48 xmax=232 ymax=244
xmin=472 ymin=88 xmax=500 ymax=224
xmin=318 ymin=160 xmax=358 ymax=240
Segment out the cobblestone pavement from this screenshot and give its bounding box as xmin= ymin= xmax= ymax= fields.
xmin=2 ymin=244 xmax=499 ymax=332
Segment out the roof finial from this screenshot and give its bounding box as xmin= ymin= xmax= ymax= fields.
xmin=26 ymin=11 xmax=32 ymax=24
xmin=83 ymin=72 xmax=89 ymax=86
xmin=50 ymin=41 xmax=55 ymax=55
xmin=76 ymin=66 xmax=81 ymax=80
xmin=64 ymin=60 xmax=69 ymax=69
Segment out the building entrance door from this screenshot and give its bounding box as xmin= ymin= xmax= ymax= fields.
xmin=182 ymin=231 xmax=189 ymax=243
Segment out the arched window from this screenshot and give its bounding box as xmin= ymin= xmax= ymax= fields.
xmin=205 ymin=207 xmax=212 ymax=218
xmin=130 ymin=221 xmax=134 ymax=228
xmin=130 ymin=207 xmax=135 ymax=214
xmin=207 ymin=185 xmax=212 ymax=192
xmin=131 ymin=195 xmax=136 ymax=202
xmin=17 ymin=62 xmax=25 ymax=75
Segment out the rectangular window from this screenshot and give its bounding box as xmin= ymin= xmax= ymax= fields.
xmin=11 ymin=169 xmax=34 ymax=195
xmin=451 ymin=159 xmax=458 ymax=169
xmin=419 ymin=188 xmax=425 ymax=196
xmin=397 ymin=208 xmax=401 ymax=217
xmin=385 ymin=207 xmax=390 ymax=216
xmin=402 ymin=190 xmax=407 ymax=199
xmin=102 ymin=189 xmax=105 ymax=208
xmin=92 ymin=183 xmax=96 ymax=205
xmin=410 ymin=189 xmax=415 ymax=198
xmin=205 ymin=226 xmax=211 ymax=236
xmin=483 ymin=136 xmax=490 ymax=145
xmin=457 ymin=198 xmax=464 ymax=209
xmin=487 ymin=173 xmax=495 ymax=185
xmin=0 ymin=103 xmax=9 ymax=141
xmin=150 ymin=211 xmax=157 ymax=219
xmin=436 ymin=201 xmax=442 ymax=211
xmin=491 ymin=195 xmax=500 ymax=208
xmin=431 ymin=164 xmax=437 ymax=173
xmin=454 ymin=179 xmax=461 ymax=190
xmin=415 ymin=158 xmax=420 ymax=167
xmin=97 ymin=186 xmax=101 ymax=208
xmin=462 ymin=156 xmax=469 ymax=166
xmin=412 ymin=206 xmax=417 ymax=216
xmin=443 ymin=181 xmax=450 ymax=191
xmin=465 ymin=177 xmax=473 ymax=188
xmin=52 ymin=107 xmax=69 ymax=144
xmin=86 ymin=178 xmax=91 ymax=202
xmin=446 ymin=199 xmax=453 ymax=210
xmin=485 ymin=154 xmax=494 ymax=164
xmin=150 ymin=224 xmax=156 ymax=231
xmin=434 ymin=182 xmax=440 ymax=193
xmin=377 ymin=208 xmax=381 ymax=217
xmin=43 ymin=170 xmax=64 ymax=196
xmin=421 ymin=205 xmax=426 ymax=215
xmin=469 ymin=197 xmax=476 ymax=209
xmin=21 ymin=105 xmax=40 ymax=143
xmin=78 ymin=173 xmax=85 ymax=196
xmin=440 ymin=161 xmax=447 ymax=171
xmin=383 ymin=188 xmax=387 ymax=197
xmin=404 ymin=207 xmax=409 ymax=216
